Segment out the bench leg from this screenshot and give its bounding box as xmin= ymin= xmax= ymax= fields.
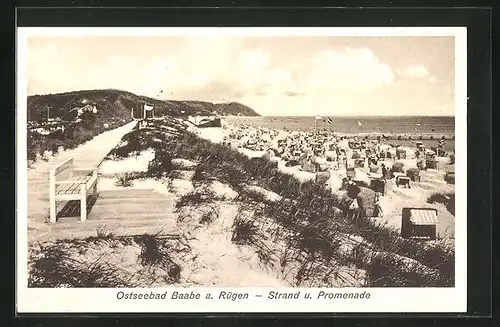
xmin=92 ymin=170 xmax=98 ymax=197
xmin=49 ymin=197 xmax=56 ymax=223
xmin=80 ymin=184 xmax=87 ymax=222
xmin=49 ymin=172 xmax=56 ymax=223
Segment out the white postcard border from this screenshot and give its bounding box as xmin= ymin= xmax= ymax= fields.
xmin=16 ymin=26 xmax=467 ymax=313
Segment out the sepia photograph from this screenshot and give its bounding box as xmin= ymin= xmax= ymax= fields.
xmin=17 ymin=27 xmax=467 ymax=313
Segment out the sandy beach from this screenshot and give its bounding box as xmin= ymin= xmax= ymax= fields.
xmin=197 ymin=123 xmax=455 ymax=240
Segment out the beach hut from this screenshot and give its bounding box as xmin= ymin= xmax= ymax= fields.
xmin=369 ymin=177 xmax=386 ymax=195
xmin=369 ymin=165 xmax=381 ymax=174
xmin=392 ymin=161 xmax=405 ymax=173
xmin=406 ymin=168 xmax=421 ymax=182
xmin=396 ymin=148 xmax=407 ymax=160
xmin=356 ymin=186 xmax=378 ymax=218
xmin=444 ymin=172 xmax=455 ymax=184
xmin=401 ymin=208 xmax=438 ymax=240
xmin=298 ymin=153 xmax=316 ymax=173
xmin=426 ymin=158 xmax=438 ymax=169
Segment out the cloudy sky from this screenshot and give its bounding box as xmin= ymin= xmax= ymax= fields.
xmin=26 ymin=35 xmax=455 ymax=116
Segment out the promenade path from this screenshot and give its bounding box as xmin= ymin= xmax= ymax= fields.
xmin=27 ymin=121 xmax=137 ymax=240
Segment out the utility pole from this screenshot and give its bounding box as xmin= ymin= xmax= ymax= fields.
xmin=46 ymin=105 xmax=50 ymax=123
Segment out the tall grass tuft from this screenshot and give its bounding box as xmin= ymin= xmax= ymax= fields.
xmin=115 ymin=173 xmax=134 ymax=187
xmin=147 ymin=149 xmax=173 ymax=178
xmin=175 ymin=189 xmax=216 ymax=209
xmin=28 ymin=243 xmax=136 ymax=288
xmin=96 ymin=225 xmax=115 ymax=239
xmin=134 ymin=232 xmax=181 ymax=283
xmin=175 ymin=188 xmax=220 ymax=225
xmin=231 ymin=215 xmax=259 ymax=246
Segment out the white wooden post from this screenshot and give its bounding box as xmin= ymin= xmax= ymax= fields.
xmin=49 ymin=170 xmax=56 ymax=223
xmin=80 ymin=184 xmax=87 ymax=222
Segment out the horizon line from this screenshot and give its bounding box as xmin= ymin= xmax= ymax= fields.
xmin=26 ymin=90 xmax=455 ymax=117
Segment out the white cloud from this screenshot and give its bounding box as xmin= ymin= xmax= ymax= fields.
xmin=27 ymin=38 xmax=396 ymax=102
xmin=236 ymin=48 xmax=271 ymax=71
xmin=183 ymin=75 xmax=211 ymax=86
xmin=25 ymin=36 xmax=454 ymax=116
xmin=264 ymin=66 xmax=291 ymax=85
xmin=302 ymin=48 xmax=395 ymax=93
xmin=400 ymin=64 xmax=430 ymax=78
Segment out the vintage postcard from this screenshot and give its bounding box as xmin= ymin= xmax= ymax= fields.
xmin=16 ymin=27 xmax=467 ymax=313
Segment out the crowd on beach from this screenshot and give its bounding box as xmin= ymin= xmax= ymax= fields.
xmin=220 ymin=124 xmax=453 ymax=176
xmin=197 ymin=122 xmax=456 ymax=222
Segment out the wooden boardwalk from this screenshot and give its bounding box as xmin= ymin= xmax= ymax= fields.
xmin=32 ymin=189 xmax=177 ymax=242
xmin=26 ymin=121 xmax=146 ymax=240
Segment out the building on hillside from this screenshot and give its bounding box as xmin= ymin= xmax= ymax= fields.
xmin=131 ymin=102 xmax=156 ymax=120
xmin=143 ymin=103 xmax=155 ymax=119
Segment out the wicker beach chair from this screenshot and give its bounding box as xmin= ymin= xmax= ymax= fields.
xmin=406 ymin=168 xmax=421 ymax=182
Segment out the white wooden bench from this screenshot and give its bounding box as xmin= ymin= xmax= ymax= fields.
xmin=49 ymin=158 xmax=99 ymax=223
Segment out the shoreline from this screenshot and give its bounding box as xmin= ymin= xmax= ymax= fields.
xmin=220 ymin=116 xmax=455 ymax=141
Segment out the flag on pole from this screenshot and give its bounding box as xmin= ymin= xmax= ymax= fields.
xmin=326 ymin=117 xmax=334 ymax=125
xmin=357 ymin=121 xmax=363 ymax=126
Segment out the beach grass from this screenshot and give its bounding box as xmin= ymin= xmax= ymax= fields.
xmin=115 ymin=173 xmax=135 ymax=187
xmin=427 ymin=192 xmax=455 ymax=216
xmin=100 ymin=119 xmax=455 ymax=287
xmin=28 ymin=240 xmax=137 ymax=288
xmin=28 ymin=230 xmax=183 ymax=287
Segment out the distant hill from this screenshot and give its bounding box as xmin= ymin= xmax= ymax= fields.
xmin=27 ymin=89 xmax=260 ymax=122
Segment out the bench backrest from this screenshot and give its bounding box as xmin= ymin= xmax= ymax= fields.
xmin=50 ymin=158 xmax=74 ymax=180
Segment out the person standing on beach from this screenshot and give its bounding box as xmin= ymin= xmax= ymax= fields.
xmin=381 ymin=163 xmax=388 ymax=180
xmin=374 ymin=192 xmax=384 ymax=217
